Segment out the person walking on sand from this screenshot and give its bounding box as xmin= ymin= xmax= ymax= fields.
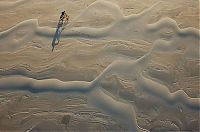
xmin=51 ymin=11 xmax=69 ymax=51
xmin=60 ymin=11 xmax=69 ymax=23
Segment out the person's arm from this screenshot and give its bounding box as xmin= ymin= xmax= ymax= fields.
xmin=64 ymin=13 xmax=68 ymax=19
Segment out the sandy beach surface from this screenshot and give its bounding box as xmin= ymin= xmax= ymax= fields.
xmin=0 ymin=0 xmax=199 ymax=131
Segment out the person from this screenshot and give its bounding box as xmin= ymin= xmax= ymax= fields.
xmin=51 ymin=11 xmax=69 ymax=51
xmin=60 ymin=11 xmax=69 ymax=22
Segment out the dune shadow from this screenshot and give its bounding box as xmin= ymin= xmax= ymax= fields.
xmin=52 ymin=20 xmax=65 ymax=52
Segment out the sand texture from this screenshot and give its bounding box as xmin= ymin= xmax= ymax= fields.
xmin=0 ymin=0 xmax=199 ymax=131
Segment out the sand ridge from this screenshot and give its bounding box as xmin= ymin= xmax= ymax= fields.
xmin=0 ymin=0 xmax=199 ymax=131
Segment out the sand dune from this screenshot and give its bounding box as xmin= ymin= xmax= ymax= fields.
xmin=0 ymin=0 xmax=29 ymax=11
xmin=0 ymin=1 xmax=199 ymax=53
xmin=0 ymin=0 xmax=199 ymax=131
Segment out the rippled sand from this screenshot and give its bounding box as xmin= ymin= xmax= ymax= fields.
xmin=0 ymin=0 xmax=199 ymax=131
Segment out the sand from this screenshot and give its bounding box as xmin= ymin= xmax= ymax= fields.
xmin=0 ymin=0 xmax=199 ymax=131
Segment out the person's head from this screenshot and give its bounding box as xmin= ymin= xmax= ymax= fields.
xmin=61 ymin=11 xmax=65 ymax=15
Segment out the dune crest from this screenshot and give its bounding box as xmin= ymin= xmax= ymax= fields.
xmin=0 ymin=0 xmax=199 ymax=131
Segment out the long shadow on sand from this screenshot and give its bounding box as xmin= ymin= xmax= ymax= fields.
xmin=52 ymin=20 xmax=65 ymax=52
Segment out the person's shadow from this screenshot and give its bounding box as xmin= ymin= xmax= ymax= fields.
xmin=52 ymin=20 xmax=65 ymax=52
